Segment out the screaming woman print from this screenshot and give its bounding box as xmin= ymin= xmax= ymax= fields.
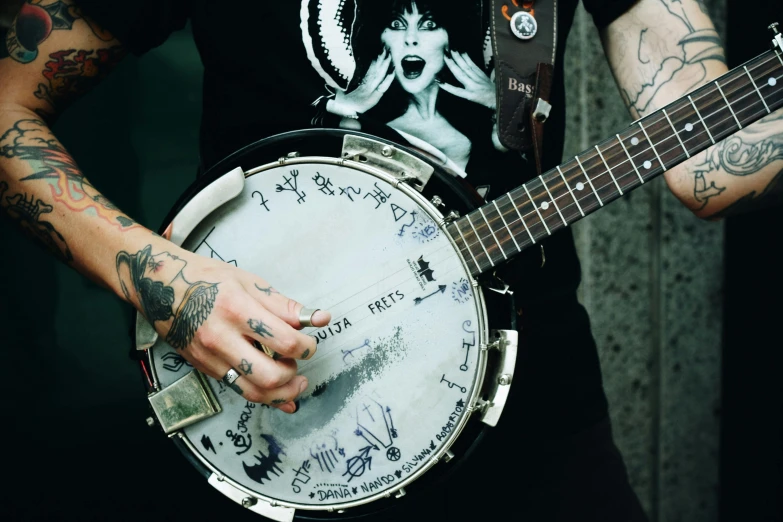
xmin=303 ymin=0 xmax=504 ymax=176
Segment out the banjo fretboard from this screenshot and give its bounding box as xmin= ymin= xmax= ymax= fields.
xmin=448 ymin=48 xmax=783 ymax=276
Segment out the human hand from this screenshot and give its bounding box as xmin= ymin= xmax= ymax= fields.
xmin=117 ymin=242 xmax=330 ymax=413
xmin=440 ymin=51 xmax=496 ymax=110
xmin=329 ymin=49 xmax=395 ymax=117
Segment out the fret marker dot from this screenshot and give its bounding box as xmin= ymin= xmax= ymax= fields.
xmin=643 ymin=160 xmax=652 ymax=170
xmin=684 ymin=123 xmax=694 ymax=132
xmin=576 ymin=182 xmax=585 ymax=191
xmin=769 ymin=77 xmax=777 ymax=87
xmin=541 ymin=201 xmax=550 ymax=210
xmin=630 ymin=137 xmax=639 ymax=146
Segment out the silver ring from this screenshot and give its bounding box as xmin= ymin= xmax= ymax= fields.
xmin=298 ymin=307 xmax=320 ymax=328
xmin=222 ymin=368 xmax=240 ymax=386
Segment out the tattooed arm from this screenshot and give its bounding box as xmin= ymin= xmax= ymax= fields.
xmin=600 ymin=0 xmax=783 ymax=219
xmin=0 ymin=0 xmax=329 ymax=409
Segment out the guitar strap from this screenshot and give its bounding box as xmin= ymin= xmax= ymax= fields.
xmin=490 ymin=0 xmax=557 ymax=175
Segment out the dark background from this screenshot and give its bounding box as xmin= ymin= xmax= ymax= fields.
xmin=0 ymin=1 xmax=781 ymax=521
xmin=719 ymin=1 xmax=783 ymax=521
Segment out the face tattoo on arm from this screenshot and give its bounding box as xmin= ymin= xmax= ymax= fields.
xmin=115 ymin=245 xmax=219 ymax=350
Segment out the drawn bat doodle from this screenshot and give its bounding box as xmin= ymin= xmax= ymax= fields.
xmin=243 ymin=434 xmax=285 ymax=485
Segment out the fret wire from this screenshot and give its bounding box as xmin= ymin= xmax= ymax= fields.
xmin=744 ymin=65 xmax=771 ymax=113
xmin=539 ymin=175 xmax=567 ymax=226
xmin=638 ymin=121 xmax=666 ymax=170
xmin=688 ymin=94 xmax=715 ymax=144
xmin=662 ymin=109 xmax=690 ymax=158
xmin=776 ymin=50 xmax=783 ymax=68
xmin=466 ymin=213 xmax=494 ymax=266
xmin=556 ymin=165 xmax=585 ymax=216
xmin=463 ymin=92 xmax=783 ymax=265
xmin=574 ymin=156 xmax=604 ymax=206
xmin=614 ymin=55 xmax=778 ymax=190
xmin=715 ymin=81 xmax=742 ymax=130
xmin=731 ymin=61 xmax=781 ymax=122
xmin=616 ymin=134 xmax=644 ymax=184
xmin=508 ymin=192 xmax=536 ymax=244
xmin=460 ymin=54 xmax=783 ymax=260
xmin=479 ymin=207 xmax=507 ymax=260
xmin=594 ymin=145 xmax=623 ymax=195
xmin=523 ymin=184 xmax=551 ymax=235
xmin=453 ymin=223 xmax=482 ymax=273
xmin=492 ymin=200 xmax=521 ymax=252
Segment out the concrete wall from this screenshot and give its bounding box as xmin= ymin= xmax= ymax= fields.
xmin=563 ymin=2 xmax=727 ymax=521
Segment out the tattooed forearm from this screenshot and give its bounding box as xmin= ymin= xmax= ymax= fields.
xmin=605 ymin=0 xmax=726 ymax=118
xmin=702 ymin=167 xmax=783 ymax=219
xmin=115 ymin=245 xmax=219 ymax=350
xmin=691 ymin=110 xmax=783 ymax=217
xmin=0 ymin=119 xmax=141 ymax=230
xmin=0 ymin=180 xmax=72 ymax=262
xmin=1 ymin=1 xmax=114 ymax=63
xmin=33 ymin=46 xmax=125 ymax=116
xmin=621 ymin=4 xmax=725 ymax=116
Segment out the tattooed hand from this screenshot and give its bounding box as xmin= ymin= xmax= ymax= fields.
xmin=329 ymin=49 xmax=395 ymax=118
xmin=116 ymin=243 xmax=331 ymax=413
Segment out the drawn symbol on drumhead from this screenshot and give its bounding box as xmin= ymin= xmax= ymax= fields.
xmin=310 ymin=436 xmax=344 ymax=473
xmin=416 ymin=256 xmax=436 ymax=282
xmin=339 ymin=186 xmax=361 ymax=201
xmin=386 ymin=447 xmax=401 ymax=461
xmin=343 ymin=445 xmax=373 ymax=482
xmin=451 ymin=278 xmax=472 ymax=304
xmin=460 ymin=320 xmax=476 ymax=372
xmin=397 ymin=210 xmax=417 ymax=236
xmin=276 ymin=169 xmax=306 ymax=204
xmin=355 ymin=402 xmax=398 ymax=450
xmin=243 ymin=434 xmax=285 ymax=485
xmin=291 ymin=460 xmax=312 ymax=494
xmin=161 ymin=351 xmax=192 ymax=372
xmin=411 ymin=218 xmax=440 ymax=243
xmin=363 ymin=182 xmax=392 ymax=209
xmin=391 ymin=203 xmax=409 ymax=222
xmin=414 ymin=285 xmax=447 ymax=305
xmin=201 ymin=434 xmax=217 ymax=454
xmin=313 ymin=172 xmax=336 ymax=196
xmin=342 ymin=339 xmax=371 ymax=363
xmin=251 ymin=191 xmax=270 ymax=211
xmin=440 ymin=374 xmax=467 ymax=393
xmin=195 ymin=227 xmax=238 ymax=266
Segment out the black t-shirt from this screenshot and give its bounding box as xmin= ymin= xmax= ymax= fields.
xmin=79 ymin=0 xmax=636 ymax=481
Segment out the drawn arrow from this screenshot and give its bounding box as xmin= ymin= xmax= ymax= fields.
xmin=414 ymin=285 xmax=447 ymax=305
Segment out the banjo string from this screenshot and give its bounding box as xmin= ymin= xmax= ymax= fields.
xmin=460 ymin=57 xmax=782 ymax=257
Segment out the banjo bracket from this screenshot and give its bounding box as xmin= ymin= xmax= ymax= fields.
xmin=477 ymin=329 xmax=518 ymax=427
xmin=341 ymin=134 xmax=434 ymax=192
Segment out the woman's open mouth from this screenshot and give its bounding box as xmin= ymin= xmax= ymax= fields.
xmin=401 ymin=56 xmax=426 ymax=79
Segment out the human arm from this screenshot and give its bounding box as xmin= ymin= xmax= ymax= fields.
xmin=0 ymin=0 xmax=330 ymax=409
xmin=599 ymin=0 xmax=783 ymax=219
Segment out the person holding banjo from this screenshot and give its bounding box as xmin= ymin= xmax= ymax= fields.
xmin=1 ymin=0 xmax=781 ymax=521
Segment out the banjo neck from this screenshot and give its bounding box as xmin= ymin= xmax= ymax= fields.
xmin=446 ymin=47 xmax=783 ymax=278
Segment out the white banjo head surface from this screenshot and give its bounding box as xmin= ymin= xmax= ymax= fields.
xmin=148 ymin=158 xmax=486 ymax=512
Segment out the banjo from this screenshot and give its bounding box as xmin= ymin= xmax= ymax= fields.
xmin=135 ymin=35 xmax=783 ymax=521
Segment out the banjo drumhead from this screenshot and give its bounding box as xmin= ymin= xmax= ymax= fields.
xmin=147 ymin=152 xmax=486 ymax=513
